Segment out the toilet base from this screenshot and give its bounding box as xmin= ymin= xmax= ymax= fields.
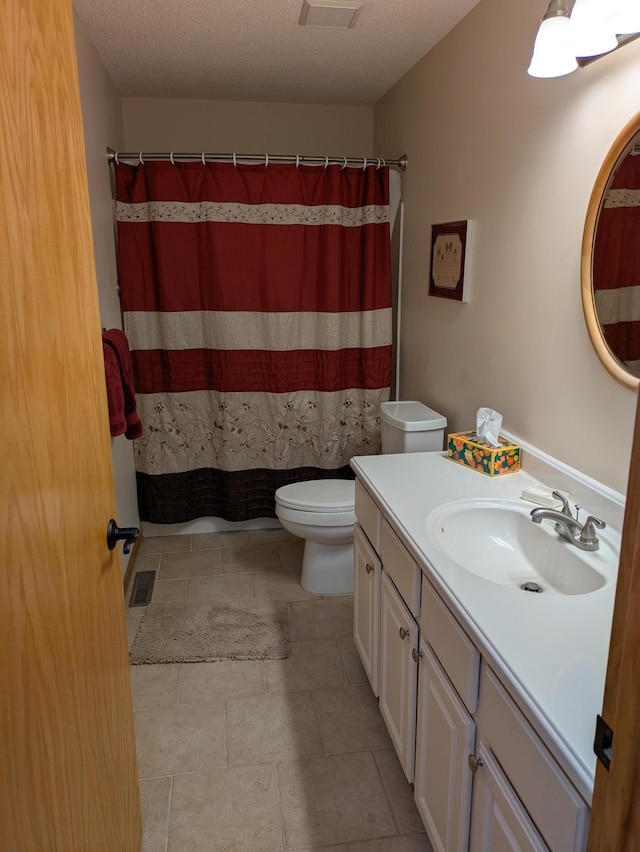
xmin=300 ymin=540 xmax=354 ymax=596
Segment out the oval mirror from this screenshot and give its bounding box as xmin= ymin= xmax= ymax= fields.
xmin=582 ymin=112 xmax=640 ymax=391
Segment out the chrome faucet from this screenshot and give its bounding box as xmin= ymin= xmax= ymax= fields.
xmin=530 ymin=491 xmax=606 ymax=551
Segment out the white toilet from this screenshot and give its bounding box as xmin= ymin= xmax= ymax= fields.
xmin=275 ymin=401 xmax=447 ymax=595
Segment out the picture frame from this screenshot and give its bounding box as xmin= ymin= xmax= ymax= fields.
xmin=428 ymin=219 xmax=473 ymax=302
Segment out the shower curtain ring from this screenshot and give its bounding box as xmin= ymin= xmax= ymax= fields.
xmin=342 ymin=157 xmax=348 ymax=169
xmin=376 ymin=158 xmax=382 ymax=170
xmin=362 ymin=158 xmax=367 ymax=171
xmin=114 ymin=152 xmax=119 ymax=165
xmin=138 ymin=152 xmax=145 ymax=165
xmin=296 ymin=155 xmax=300 ymax=168
xmin=201 ymin=152 xmax=206 ymax=166
xmin=233 ymin=153 xmax=237 ymax=167
xmin=265 ymin=154 xmax=269 ymax=168
xmin=169 ymin=152 xmax=175 ymax=165
xmin=324 ymin=156 xmax=329 ymax=169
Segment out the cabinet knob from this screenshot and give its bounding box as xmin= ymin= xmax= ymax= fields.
xmin=411 ymin=647 xmax=423 ymax=663
xmin=365 ymin=562 xmax=374 ymax=574
xmin=468 ymin=754 xmax=484 ymax=774
xmin=399 ymin=627 xmax=408 ymax=640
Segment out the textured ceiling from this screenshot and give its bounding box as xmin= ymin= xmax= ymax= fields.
xmin=73 ymin=0 xmax=482 ymax=105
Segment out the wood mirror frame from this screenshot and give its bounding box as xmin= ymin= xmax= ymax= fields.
xmin=581 ymin=111 xmax=640 ymax=392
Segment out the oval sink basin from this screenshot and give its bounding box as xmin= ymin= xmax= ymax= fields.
xmin=425 ymin=499 xmax=618 ymax=595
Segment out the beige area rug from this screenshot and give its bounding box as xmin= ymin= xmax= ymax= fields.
xmin=129 ymin=599 xmax=290 ymax=664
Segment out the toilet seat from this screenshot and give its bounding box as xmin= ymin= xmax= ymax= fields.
xmin=275 ymin=479 xmax=356 ymax=593
xmin=275 ymin=480 xmax=355 ymax=513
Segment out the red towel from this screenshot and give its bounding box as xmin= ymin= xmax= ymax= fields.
xmin=103 ymin=341 xmax=127 ymax=436
xmin=102 ymin=329 xmax=143 ymax=440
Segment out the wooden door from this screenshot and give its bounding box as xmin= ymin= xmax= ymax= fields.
xmin=587 ymin=389 xmax=640 ymax=851
xmin=0 ymin=0 xmax=141 ymax=849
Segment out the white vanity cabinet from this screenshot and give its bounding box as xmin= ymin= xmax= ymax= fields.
xmin=469 ymin=742 xmax=550 ymax=852
xmin=379 ymin=570 xmax=419 ymax=781
xmin=352 ymin=475 xmax=592 ymax=852
xmin=378 ymin=516 xmax=422 ymax=782
xmin=471 ymin=665 xmax=590 ymax=852
xmin=353 ymin=480 xmax=383 ymax=696
xmin=414 ymin=578 xmax=479 ymax=852
xmin=414 ymin=639 xmax=475 ymax=852
xmin=415 ymin=598 xmax=589 ymax=852
xmin=353 ymin=523 xmax=381 ymax=696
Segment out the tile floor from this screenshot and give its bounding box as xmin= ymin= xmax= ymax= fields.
xmin=126 ymin=528 xmax=434 ymax=852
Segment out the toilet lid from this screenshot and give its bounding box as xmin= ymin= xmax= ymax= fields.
xmin=276 ymin=479 xmax=355 ymax=512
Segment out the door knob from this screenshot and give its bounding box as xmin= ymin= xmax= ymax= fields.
xmin=365 ymin=562 xmax=374 ymax=574
xmin=106 ymin=519 xmax=139 ymax=554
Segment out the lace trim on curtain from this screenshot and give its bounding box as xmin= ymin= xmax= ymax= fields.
xmin=116 ymin=200 xmax=390 ymax=226
xmin=134 ymin=389 xmax=388 ymax=474
xmin=604 ymin=189 xmax=640 ymax=208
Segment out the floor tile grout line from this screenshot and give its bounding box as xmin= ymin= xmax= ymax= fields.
xmin=223 ymin=687 xmax=229 ymax=769
xmin=371 ymin=747 xmax=403 ymax=837
xmin=176 ymin=662 xmax=185 ymax=706
xmin=145 ymin=766 xmax=248 ymax=782
xmin=162 ymin=774 xmax=174 ymax=852
xmin=310 ymin=689 xmax=330 ymax=758
xmin=272 ymin=761 xmax=289 ymax=852
xmin=308 ymin=681 xmax=371 ymax=700
xmin=333 ymin=635 xmax=353 ymax=684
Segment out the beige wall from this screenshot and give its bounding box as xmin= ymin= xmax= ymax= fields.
xmin=374 ymin=0 xmax=640 ymax=494
xmin=121 ymin=97 xmax=373 ymax=156
xmin=74 ymin=13 xmax=139 ymax=570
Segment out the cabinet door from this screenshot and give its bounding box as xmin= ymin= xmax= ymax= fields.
xmin=479 ymin=665 xmax=589 ymax=852
xmin=379 ymin=571 xmax=419 ymax=781
xmin=469 ymin=742 xmax=550 ymax=852
xmin=353 ymin=524 xmax=381 ymax=696
xmin=414 ymin=641 xmax=476 ymax=852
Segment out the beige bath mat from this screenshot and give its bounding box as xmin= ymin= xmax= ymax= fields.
xmin=129 ymin=598 xmax=290 ymax=664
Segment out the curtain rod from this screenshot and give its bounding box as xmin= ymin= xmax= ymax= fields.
xmin=106 ymin=147 xmax=407 ymax=171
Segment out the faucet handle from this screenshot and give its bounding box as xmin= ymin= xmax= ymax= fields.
xmin=552 ymin=491 xmax=573 ymax=518
xmin=579 ymin=516 xmax=606 ymax=547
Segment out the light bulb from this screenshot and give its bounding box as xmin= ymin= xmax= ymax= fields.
xmin=608 ymin=0 xmax=640 ymax=35
xmin=569 ymin=0 xmax=618 ymax=57
xmin=528 ymin=15 xmax=578 ymax=77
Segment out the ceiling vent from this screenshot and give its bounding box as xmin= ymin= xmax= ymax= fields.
xmin=299 ymin=0 xmax=364 ymax=29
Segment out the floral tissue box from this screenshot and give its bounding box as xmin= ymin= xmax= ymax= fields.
xmin=447 ymin=431 xmax=521 ymax=477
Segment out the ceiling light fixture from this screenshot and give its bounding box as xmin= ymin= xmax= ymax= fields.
xmin=527 ymin=0 xmax=640 ymax=78
xmin=299 ymin=0 xmax=364 ymax=29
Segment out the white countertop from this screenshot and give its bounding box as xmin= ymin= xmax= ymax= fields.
xmin=350 ymin=438 xmax=625 ymax=804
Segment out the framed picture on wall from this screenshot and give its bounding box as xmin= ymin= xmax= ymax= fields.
xmin=428 ymin=219 xmax=473 ymax=302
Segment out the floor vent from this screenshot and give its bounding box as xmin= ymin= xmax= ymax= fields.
xmin=129 ymin=570 xmax=156 ymax=607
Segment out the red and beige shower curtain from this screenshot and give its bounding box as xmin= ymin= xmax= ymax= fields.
xmin=115 ymin=160 xmax=392 ymax=522
xmin=593 ymin=150 xmax=640 ymax=372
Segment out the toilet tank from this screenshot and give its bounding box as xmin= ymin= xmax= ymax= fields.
xmin=380 ymin=401 xmax=447 ymax=454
